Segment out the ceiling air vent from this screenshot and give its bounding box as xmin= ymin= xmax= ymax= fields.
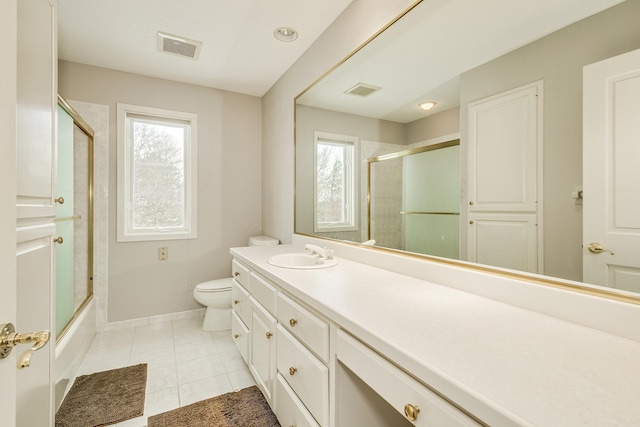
xmin=157 ymin=32 xmax=202 ymax=60
xmin=344 ymin=83 xmax=382 ymax=97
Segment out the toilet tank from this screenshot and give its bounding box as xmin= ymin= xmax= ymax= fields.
xmin=248 ymin=235 xmax=279 ymax=246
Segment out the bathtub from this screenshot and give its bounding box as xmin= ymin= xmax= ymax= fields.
xmin=54 ymin=297 xmax=97 ymax=408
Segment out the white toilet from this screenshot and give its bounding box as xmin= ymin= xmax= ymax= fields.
xmin=193 ymin=235 xmax=279 ymax=331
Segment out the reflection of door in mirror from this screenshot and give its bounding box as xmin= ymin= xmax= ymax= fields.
xmin=369 ymin=139 xmax=460 ymax=259
xmin=467 ymin=81 xmax=542 ymax=274
xmin=583 ymin=48 xmax=640 ymax=293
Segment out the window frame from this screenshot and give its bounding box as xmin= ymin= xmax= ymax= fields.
xmin=313 ymin=131 xmax=359 ymax=233
xmin=117 ymin=103 xmax=198 ymax=242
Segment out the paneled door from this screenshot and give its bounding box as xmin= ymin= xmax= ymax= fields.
xmin=467 ymin=81 xmax=543 ymax=273
xmin=1 ymin=0 xmax=57 ymax=426
xmin=583 ymin=48 xmax=640 ymax=292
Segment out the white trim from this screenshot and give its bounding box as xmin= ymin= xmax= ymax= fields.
xmin=313 ymin=131 xmax=359 ymax=233
xmin=116 ymin=103 xmax=198 ymax=242
xmin=96 ymin=308 xmax=206 ymax=332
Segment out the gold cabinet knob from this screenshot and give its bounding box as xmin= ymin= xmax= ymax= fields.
xmin=289 ymin=367 xmax=297 ymax=376
xmin=54 ymin=236 xmax=64 ymax=244
xmin=469 ymin=220 xmax=474 ymax=225
xmin=289 ymin=318 xmax=298 ymax=327
xmin=469 ymin=201 xmax=474 ymax=205
xmin=233 ymin=334 xmax=240 ymax=339
xmin=55 ymin=196 xmax=64 ymax=204
xmin=233 ymin=299 xmax=240 ymax=305
xmin=266 ymin=331 xmax=273 ymax=339
xmin=404 ymin=403 xmax=420 ymax=422
xmin=234 ymin=272 xmax=240 ymax=277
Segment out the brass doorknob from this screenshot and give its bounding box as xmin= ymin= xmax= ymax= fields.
xmin=404 ymin=403 xmax=420 ymax=421
xmin=54 ymin=236 xmax=64 ymax=244
xmin=0 ymin=323 xmax=51 ymax=369
xmin=587 ymin=243 xmax=614 ymax=255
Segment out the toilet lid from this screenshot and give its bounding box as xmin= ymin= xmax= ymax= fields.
xmin=195 ymin=278 xmax=233 ymax=292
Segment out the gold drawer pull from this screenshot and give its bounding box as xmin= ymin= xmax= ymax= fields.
xmin=266 ymin=332 xmax=273 ymax=339
xmin=55 ymin=196 xmax=64 ymax=204
xmin=289 ymin=367 xmax=297 ymax=376
xmin=289 ymin=318 xmax=298 ymax=327
xmin=233 ymin=334 xmax=240 ymax=339
xmin=54 ymin=237 xmax=64 ymax=244
xmin=404 ymin=403 xmax=420 ymax=421
xmin=234 ymin=300 xmax=240 ymax=305
xmin=234 ymin=272 xmax=240 ymax=277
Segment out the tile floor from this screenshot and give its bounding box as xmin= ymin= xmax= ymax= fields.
xmin=73 ymin=315 xmax=255 ymax=427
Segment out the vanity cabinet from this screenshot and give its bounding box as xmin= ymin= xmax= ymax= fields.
xmin=231 ymin=258 xmax=331 ymax=425
xmin=231 ymin=253 xmax=480 ymax=427
xmin=336 ymin=330 xmax=480 ymax=427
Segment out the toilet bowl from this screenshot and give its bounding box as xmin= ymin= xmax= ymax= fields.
xmin=193 ymin=278 xmax=233 ymax=331
xmin=193 ymin=235 xmax=279 ymax=331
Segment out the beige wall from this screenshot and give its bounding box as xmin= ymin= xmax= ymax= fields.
xmin=59 ymin=61 xmax=263 ymax=322
xmin=262 ymin=0 xmax=418 ymax=243
xmin=459 ymin=0 xmax=640 ymax=281
xmin=406 ymin=107 xmax=460 ymax=144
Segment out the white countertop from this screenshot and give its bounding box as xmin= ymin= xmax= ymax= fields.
xmin=231 ymin=244 xmax=640 ymax=426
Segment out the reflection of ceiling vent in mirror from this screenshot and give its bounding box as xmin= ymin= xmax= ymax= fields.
xmin=157 ymin=32 xmax=202 ymax=60
xmin=344 ymin=83 xmax=382 ymax=97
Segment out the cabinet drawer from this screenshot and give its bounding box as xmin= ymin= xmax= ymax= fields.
xmin=276 ymin=373 xmax=321 ymax=427
xmin=231 ymin=279 xmax=251 ymax=325
xmin=336 ymin=330 xmax=480 ymax=427
xmin=277 ymin=292 xmax=329 ymax=363
xmin=277 ymin=325 xmax=328 ymax=427
xmin=231 ymin=310 xmax=249 ymax=364
xmin=232 ymin=259 xmax=250 ymax=287
xmin=249 ymin=272 xmax=277 ymax=315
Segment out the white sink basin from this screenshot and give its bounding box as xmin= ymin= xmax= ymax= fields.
xmin=268 ymin=253 xmax=338 ymax=269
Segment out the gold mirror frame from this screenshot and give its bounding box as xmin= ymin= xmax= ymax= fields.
xmin=293 ymin=0 xmax=640 ymax=306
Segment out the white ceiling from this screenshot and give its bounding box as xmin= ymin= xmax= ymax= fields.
xmin=296 ymin=0 xmax=626 ymax=123
xmin=57 ymin=0 xmax=353 ymax=97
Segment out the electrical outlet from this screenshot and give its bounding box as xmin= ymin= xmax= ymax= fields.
xmin=158 ymin=247 xmax=168 ymax=261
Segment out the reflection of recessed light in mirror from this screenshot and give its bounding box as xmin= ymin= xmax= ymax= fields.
xmin=274 ymin=27 xmax=299 ymax=42
xmin=419 ymin=101 xmax=437 ymax=111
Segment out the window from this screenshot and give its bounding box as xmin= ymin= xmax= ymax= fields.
xmin=314 ymin=131 xmax=358 ymax=232
xmin=117 ymin=104 xmax=197 ymax=242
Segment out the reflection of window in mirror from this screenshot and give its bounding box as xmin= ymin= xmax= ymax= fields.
xmin=313 ymin=131 xmax=358 ymax=233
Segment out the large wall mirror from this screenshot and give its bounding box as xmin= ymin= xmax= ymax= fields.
xmin=295 ymin=0 xmax=640 ymax=302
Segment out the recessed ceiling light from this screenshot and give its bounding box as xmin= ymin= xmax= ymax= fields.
xmin=274 ymin=27 xmax=298 ymax=42
xmin=419 ymin=101 xmax=437 ymax=111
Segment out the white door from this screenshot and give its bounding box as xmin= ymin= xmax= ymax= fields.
xmin=467 ymin=81 xmax=543 ymax=273
xmin=0 ymin=3 xmax=19 ymax=424
xmin=1 ymin=0 xmax=57 ymax=426
xmin=583 ymin=48 xmax=640 ymax=292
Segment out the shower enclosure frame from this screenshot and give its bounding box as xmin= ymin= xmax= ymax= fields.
xmin=55 ymin=94 xmax=95 ymax=344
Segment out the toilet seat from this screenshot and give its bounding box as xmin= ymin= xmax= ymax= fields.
xmin=195 ymin=278 xmax=233 ymax=293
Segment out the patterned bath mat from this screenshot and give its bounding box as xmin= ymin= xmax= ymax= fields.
xmin=148 ymin=386 xmax=280 ymax=427
xmin=55 ymin=364 xmax=147 ymax=427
